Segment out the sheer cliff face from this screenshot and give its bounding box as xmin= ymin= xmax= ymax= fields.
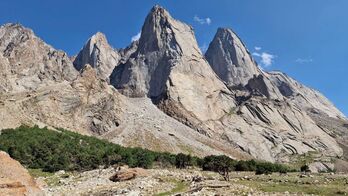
xmin=110 ymin=6 xmax=235 ymax=122
xmin=73 ymin=32 xmax=120 ymax=81
xmin=0 ymin=23 xmax=77 ymax=93
xmin=202 ymin=25 xmax=345 ymax=161
xmin=205 ymin=28 xmax=260 ymax=87
xmin=205 ymin=27 xmax=345 ymax=120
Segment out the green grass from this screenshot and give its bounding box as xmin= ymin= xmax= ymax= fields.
xmin=236 ymin=173 xmax=348 ymax=196
xmin=154 ymin=179 xmax=188 ymax=196
xmin=289 ymin=151 xmax=320 ymax=169
xmin=28 ymin=168 xmax=72 ymax=187
xmin=28 ymin=168 xmax=54 ymax=178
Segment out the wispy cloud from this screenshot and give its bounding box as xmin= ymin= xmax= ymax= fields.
xmin=131 ymin=32 xmax=141 ymax=42
xmin=252 ymin=52 xmax=275 ymax=67
xmin=193 ymin=15 xmax=212 ymax=25
xmin=200 ymin=43 xmax=208 ymax=54
xmin=254 ymin=46 xmax=262 ymax=51
xmin=295 ymin=58 xmax=313 ymax=64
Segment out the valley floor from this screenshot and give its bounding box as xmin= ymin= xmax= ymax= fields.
xmin=32 ymin=167 xmax=348 ymax=196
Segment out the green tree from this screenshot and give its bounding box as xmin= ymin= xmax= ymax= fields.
xmin=175 ymin=153 xmax=192 ymax=169
xmin=202 ymin=155 xmax=236 ymax=181
xmin=300 ymin=164 xmax=310 ymax=173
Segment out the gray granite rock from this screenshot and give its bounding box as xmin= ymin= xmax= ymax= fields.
xmin=205 ymin=28 xmax=260 ymax=87
xmin=0 ymin=23 xmax=78 ymax=93
xmin=73 ymin=32 xmax=120 ymax=81
xmin=110 ymin=5 xmax=235 ymax=125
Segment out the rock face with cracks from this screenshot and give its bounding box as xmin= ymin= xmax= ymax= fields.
xmin=110 ymin=5 xmax=235 ymax=129
xmin=205 ymin=28 xmax=260 ymax=87
xmin=73 ymin=32 xmax=121 ymax=81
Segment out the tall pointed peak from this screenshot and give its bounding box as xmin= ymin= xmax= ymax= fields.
xmin=216 ymin=27 xmax=231 ymax=33
xmin=205 ymin=27 xmax=260 ymax=87
xmin=214 ymin=27 xmax=249 ymax=53
xmin=73 ymin=32 xmax=120 ymax=80
xmin=88 ymin=32 xmax=108 ymax=45
xmin=137 ymin=5 xmax=199 ymax=56
xmin=149 ymin=5 xmax=171 ymax=18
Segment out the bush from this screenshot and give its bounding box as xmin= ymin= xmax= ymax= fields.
xmin=255 ymin=162 xmax=289 ymax=175
xmin=235 ymin=160 xmax=257 ymax=171
xmin=154 ymin=152 xmax=176 ymax=168
xmin=201 ymin=155 xmax=290 ymax=177
xmin=202 ymin=155 xmax=236 ymax=181
xmin=175 ymin=153 xmax=193 ymax=169
xmin=300 ymin=164 xmax=310 ymax=173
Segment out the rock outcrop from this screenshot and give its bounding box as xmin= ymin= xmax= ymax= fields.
xmin=0 ymin=151 xmax=44 ymax=196
xmin=109 ymin=167 xmax=148 ymax=182
xmin=205 ymin=28 xmax=260 ymax=87
xmin=73 ymin=32 xmax=120 ymax=81
xmin=0 ymin=23 xmax=77 ymax=93
xmin=267 ymin=71 xmax=345 ymax=119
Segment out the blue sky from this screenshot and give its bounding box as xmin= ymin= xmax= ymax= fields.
xmin=1 ymin=0 xmax=347 ymax=116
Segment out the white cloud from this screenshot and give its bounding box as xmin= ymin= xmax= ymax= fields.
xmin=254 ymin=46 xmax=262 ymax=51
xmin=295 ymin=58 xmax=313 ymax=64
xmin=131 ymin=32 xmax=141 ymax=42
xmin=200 ymin=43 xmax=208 ymax=53
xmin=206 ymin=18 xmax=212 ymax=25
xmin=193 ymin=15 xmax=212 ymax=25
xmin=252 ymin=52 xmax=275 ymax=67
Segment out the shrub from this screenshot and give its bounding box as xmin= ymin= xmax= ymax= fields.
xmin=255 ymin=162 xmax=289 ymax=175
xmin=154 ymin=152 xmax=176 ymax=168
xmin=175 ymin=153 xmax=193 ymax=169
xmin=235 ymin=160 xmax=257 ymax=171
xmin=202 ymin=155 xmax=236 ymax=181
xmin=300 ymin=164 xmax=311 ymax=173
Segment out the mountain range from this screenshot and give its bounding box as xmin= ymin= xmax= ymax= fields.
xmin=0 ymin=5 xmax=347 ymax=165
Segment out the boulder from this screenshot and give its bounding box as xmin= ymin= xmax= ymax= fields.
xmin=109 ymin=168 xmax=148 ymax=182
xmin=0 ymin=151 xmax=44 ymax=196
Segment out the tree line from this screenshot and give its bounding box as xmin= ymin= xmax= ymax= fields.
xmin=0 ymin=125 xmax=294 ymax=180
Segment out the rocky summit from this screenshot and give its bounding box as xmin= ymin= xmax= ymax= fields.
xmin=205 ymin=27 xmax=260 ymax=87
xmin=0 ymin=5 xmax=347 ymax=165
xmin=73 ymin=32 xmax=121 ymax=82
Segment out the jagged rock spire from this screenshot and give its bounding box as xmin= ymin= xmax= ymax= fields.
xmin=110 ymin=5 xmax=234 ymax=124
xmin=205 ymin=28 xmax=260 ymax=87
xmin=73 ymin=32 xmax=120 ymax=81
